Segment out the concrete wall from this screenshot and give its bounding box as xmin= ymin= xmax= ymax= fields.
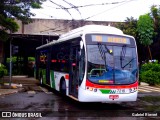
xmin=15 ymin=19 xmax=118 ymax=36
xmin=0 ymin=19 xmax=118 ymax=63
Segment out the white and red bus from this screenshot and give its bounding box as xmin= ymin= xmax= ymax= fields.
xmin=35 ymin=25 xmax=138 ymax=102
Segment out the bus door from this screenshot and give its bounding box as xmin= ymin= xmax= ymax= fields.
xmin=69 ymin=46 xmax=80 ymax=98
xmin=46 ymin=50 xmax=51 ymax=85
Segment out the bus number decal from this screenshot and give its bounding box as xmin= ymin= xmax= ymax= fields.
xmin=100 ymin=89 xmax=130 ymax=94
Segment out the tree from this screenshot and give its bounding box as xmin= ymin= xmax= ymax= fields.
xmin=115 ymin=17 xmax=138 ymax=41
xmin=150 ymin=5 xmax=160 ymax=42
xmin=137 ymin=14 xmax=154 ymax=60
xmin=0 ymin=63 xmax=7 ymax=79
xmin=0 ymin=0 xmax=46 ymax=41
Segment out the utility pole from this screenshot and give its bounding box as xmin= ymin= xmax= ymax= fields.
xmin=9 ymin=35 xmax=12 ymax=88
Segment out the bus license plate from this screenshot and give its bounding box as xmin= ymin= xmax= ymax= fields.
xmin=109 ymin=95 xmax=119 ymax=99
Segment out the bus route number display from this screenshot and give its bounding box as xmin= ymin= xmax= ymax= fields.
xmin=92 ymin=35 xmax=130 ymax=44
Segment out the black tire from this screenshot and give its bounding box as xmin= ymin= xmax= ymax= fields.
xmin=60 ymin=79 xmax=66 ymax=95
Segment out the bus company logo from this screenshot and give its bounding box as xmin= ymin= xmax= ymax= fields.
xmin=2 ymin=112 xmax=11 ymax=117
xmin=109 ymin=90 xmax=116 ymax=94
xmin=100 ymin=89 xmax=117 ymax=94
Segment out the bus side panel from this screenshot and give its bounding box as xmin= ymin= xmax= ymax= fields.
xmin=52 ymin=71 xmax=69 ymax=96
xmin=50 ymin=70 xmax=55 ymax=89
xmin=39 ymin=68 xmax=46 ymax=84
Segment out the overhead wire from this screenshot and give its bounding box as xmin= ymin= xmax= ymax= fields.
xmin=48 ymin=0 xmax=73 ymax=19
xmin=84 ymin=0 xmax=137 ymax=20
xmin=42 ymin=0 xmax=136 ymax=21
xmin=55 ymin=0 xmax=130 ymax=9
xmin=16 ymin=0 xmax=138 ymax=41
xmin=61 ymin=0 xmax=82 ymax=19
xmin=33 ymin=11 xmax=57 ymax=19
xmin=35 ymin=0 xmax=137 ymax=34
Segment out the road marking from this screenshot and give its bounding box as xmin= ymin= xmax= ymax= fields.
xmin=139 ymin=86 xmax=160 ymax=91
xmin=138 ymin=89 xmax=151 ymax=92
xmin=39 ymin=86 xmax=48 ymax=93
xmin=139 ymin=85 xmax=160 ymax=92
xmin=140 ymin=86 xmax=160 ymax=90
xmin=27 ymin=91 xmax=36 ymax=94
xmin=39 ymin=86 xmax=53 ymax=94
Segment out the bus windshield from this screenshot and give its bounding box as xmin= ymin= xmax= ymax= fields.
xmin=87 ymin=44 xmax=138 ymax=85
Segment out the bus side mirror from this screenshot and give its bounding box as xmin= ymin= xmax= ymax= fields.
xmin=80 ymin=40 xmax=83 ymax=49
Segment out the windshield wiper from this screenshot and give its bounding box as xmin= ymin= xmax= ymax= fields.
xmin=97 ymin=43 xmax=113 ymax=70
xmin=120 ymin=45 xmax=126 ymax=68
xmin=122 ymin=57 xmax=135 ymax=69
xmin=97 ymin=43 xmax=107 ymax=70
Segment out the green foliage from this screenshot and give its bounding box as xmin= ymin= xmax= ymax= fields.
xmin=150 ymin=5 xmax=160 ymax=41
xmin=31 ymin=2 xmax=42 ymax=8
xmin=0 ymin=63 xmax=8 ymax=78
xmin=6 ymin=56 xmax=23 ymax=63
xmin=6 ymin=56 xmax=35 ymax=63
xmin=137 ymin=14 xmax=154 ymax=46
xmin=28 ymin=57 xmax=35 ymax=62
xmin=150 ymin=5 xmax=159 ymax=19
xmin=115 ymin=17 xmax=138 ymax=38
xmin=0 ymin=30 xmax=9 ymax=41
xmin=0 ymin=14 xmax=19 ymax=41
xmin=6 ymin=56 xmax=35 ymax=75
xmin=0 ymin=14 xmax=19 ymax=32
xmin=140 ymin=61 xmax=160 ymax=85
xmin=0 ymin=0 xmax=46 ymax=41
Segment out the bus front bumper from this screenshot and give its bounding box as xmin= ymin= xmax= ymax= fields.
xmin=78 ymin=87 xmax=138 ymax=102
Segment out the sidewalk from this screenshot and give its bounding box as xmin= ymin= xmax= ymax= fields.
xmin=0 ymin=88 xmax=20 ymax=96
xmin=139 ymin=82 xmax=149 ymax=86
xmin=0 ymin=83 xmax=23 ymax=96
xmin=0 ymin=76 xmax=39 ymax=96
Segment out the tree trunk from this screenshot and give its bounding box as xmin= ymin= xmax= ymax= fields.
xmin=148 ymin=45 xmax=152 ymax=60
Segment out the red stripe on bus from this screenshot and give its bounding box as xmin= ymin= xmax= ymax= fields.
xmin=86 ymin=79 xmax=138 ymax=89
xmin=65 ymin=74 xmax=69 ymax=80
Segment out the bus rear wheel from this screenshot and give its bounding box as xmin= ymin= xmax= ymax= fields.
xmin=60 ymin=79 xmax=66 ymax=95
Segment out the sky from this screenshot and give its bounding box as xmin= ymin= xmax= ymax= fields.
xmin=31 ymin=0 xmax=160 ymax=22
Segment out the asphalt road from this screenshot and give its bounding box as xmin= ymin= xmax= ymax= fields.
xmin=0 ymin=83 xmax=160 ymax=120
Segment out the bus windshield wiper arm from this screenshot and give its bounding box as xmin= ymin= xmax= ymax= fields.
xmin=122 ymin=57 xmax=135 ymax=69
xmin=120 ymin=45 xmax=126 ymax=68
xmin=97 ymin=43 xmax=107 ymax=70
xmin=104 ymin=45 xmax=113 ymax=55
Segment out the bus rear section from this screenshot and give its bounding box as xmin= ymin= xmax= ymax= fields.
xmin=78 ymin=33 xmax=138 ymax=102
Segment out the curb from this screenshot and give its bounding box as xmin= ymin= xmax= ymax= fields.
xmin=0 ymin=77 xmax=39 ymax=96
xmin=0 ymin=89 xmax=18 ymax=96
xmin=0 ymin=87 xmax=25 ymax=96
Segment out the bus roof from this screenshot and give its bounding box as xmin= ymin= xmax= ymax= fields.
xmin=36 ymin=25 xmax=124 ymax=50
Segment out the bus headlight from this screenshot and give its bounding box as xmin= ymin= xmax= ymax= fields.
xmin=86 ymin=87 xmax=97 ymax=92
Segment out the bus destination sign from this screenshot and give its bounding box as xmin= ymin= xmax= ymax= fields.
xmin=92 ymin=35 xmax=130 ymax=44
